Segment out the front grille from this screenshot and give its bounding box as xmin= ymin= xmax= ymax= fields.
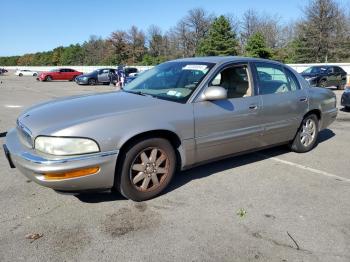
xmin=16 ymin=120 xmax=33 ymax=148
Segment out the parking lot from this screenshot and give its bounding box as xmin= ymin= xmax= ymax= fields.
xmin=0 ymin=72 xmax=349 ymax=262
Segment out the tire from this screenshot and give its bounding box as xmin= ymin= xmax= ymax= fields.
xmin=19 ymin=73 xmax=23 ymax=77
xmin=71 ymin=76 xmax=76 ymax=82
xmin=290 ymin=114 xmax=319 ymax=153
xmin=88 ymin=78 xmax=96 ymax=85
xmin=33 ymin=73 xmax=37 ymax=77
xmin=45 ymin=76 xmax=52 ymax=81
xmin=115 ymin=138 xmax=176 ymax=201
xmin=319 ymin=79 xmax=327 ymax=88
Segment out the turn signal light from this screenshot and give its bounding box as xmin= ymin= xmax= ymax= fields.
xmin=43 ymin=167 xmax=100 ymax=180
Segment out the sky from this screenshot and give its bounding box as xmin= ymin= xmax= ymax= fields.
xmin=0 ymin=0 xmax=315 ymax=56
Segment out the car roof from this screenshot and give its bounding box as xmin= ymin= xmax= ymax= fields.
xmin=172 ymin=56 xmax=284 ymax=66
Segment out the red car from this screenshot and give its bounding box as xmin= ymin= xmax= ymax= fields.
xmin=37 ymin=68 xmax=82 ymax=81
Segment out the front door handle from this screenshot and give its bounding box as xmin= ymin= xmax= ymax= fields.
xmin=299 ymin=97 xmax=308 ymax=102
xmin=249 ymin=104 xmax=258 ymax=110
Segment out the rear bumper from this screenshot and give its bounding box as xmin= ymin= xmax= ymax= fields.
xmin=4 ymin=129 xmax=118 ymax=191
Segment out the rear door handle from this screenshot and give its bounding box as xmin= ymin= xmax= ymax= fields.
xmin=299 ymin=97 xmax=308 ymax=102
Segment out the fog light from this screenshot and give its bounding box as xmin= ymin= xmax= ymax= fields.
xmin=43 ymin=167 xmax=100 ymax=180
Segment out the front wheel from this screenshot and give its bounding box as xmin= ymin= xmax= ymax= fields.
xmin=88 ymin=78 xmax=96 ymax=85
xmin=290 ymin=114 xmax=319 ymax=153
xmin=45 ymin=76 xmax=52 ymax=81
xmin=33 ymin=73 xmax=37 ymax=77
xmin=19 ymin=73 xmax=23 ymax=77
xmin=115 ymin=138 xmax=176 ymax=201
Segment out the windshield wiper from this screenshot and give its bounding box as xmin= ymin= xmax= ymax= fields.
xmin=122 ymin=89 xmax=157 ymax=98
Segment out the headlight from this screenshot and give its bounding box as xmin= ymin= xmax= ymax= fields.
xmin=82 ymin=76 xmax=88 ymax=80
xmin=35 ymin=136 xmax=99 ymax=156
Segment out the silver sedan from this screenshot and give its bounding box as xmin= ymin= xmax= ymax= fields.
xmin=4 ymin=57 xmax=338 ymax=201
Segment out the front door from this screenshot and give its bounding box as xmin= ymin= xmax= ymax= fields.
xmin=194 ymin=63 xmax=263 ymax=163
xmin=253 ymin=62 xmax=308 ymax=146
xmin=98 ymin=69 xmax=110 ymax=83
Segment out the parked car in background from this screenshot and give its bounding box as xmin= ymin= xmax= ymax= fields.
xmin=124 ymin=67 xmax=138 ymax=77
xmin=301 ymin=65 xmax=347 ymax=89
xmin=75 ymin=68 xmax=117 ymax=85
xmin=37 ymin=68 xmax=82 ymax=82
xmin=4 ymin=57 xmax=337 ymax=201
xmin=341 ymin=84 xmax=350 ymax=110
xmin=15 ymin=69 xmax=38 ymax=77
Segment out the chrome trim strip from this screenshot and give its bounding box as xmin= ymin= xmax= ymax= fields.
xmin=15 ymin=150 xmax=119 ymax=165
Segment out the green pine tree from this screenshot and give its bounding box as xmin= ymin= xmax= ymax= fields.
xmin=245 ymin=32 xmax=272 ymax=59
xmin=197 ymin=15 xmax=239 ymax=56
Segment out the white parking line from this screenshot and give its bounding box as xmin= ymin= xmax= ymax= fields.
xmin=260 ymin=154 xmax=350 ymax=182
xmin=4 ymin=105 xmax=22 ymax=108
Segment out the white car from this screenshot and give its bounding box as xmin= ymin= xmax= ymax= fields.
xmin=15 ymin=69 xmax=38 ymax=77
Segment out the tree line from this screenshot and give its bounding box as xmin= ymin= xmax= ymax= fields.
xmin=1 ymin=0 xmax=349 ymax=66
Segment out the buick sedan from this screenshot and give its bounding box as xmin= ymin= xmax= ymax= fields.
xmin=3 ymin=57 xmax=338 ymax=201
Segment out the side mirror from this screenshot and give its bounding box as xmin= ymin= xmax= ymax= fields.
xmin=202 ymin=86 xmax=227 ymax=101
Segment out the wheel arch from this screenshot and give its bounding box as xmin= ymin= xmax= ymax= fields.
xmin=114 ymin=129 xmax=183 ymax=181
xmin=304 ymin=109 xmax=321 ymax=121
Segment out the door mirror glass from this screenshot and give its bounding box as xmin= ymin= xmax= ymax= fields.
xmin=202 ymin=86 xmax=227 ymax=101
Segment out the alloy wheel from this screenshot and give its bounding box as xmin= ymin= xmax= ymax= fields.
xmin=130 ymin=147 xmax=170 ymax=192
xmin=300 ymin=118 xmax=316 ymax=147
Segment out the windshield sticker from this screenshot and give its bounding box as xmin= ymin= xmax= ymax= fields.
xmin=167 ymin=90 xmax=183 ymax=97
xmin=182 ymin=65 xmax=208 ymax=72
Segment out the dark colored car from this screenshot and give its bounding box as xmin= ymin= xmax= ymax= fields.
xmin=341 ymin=86 xmax=350 ymax=110
xmin=124 ymin=67 xmax=138 ymax=76
xmin=301 ymin=66 xmax=347 ymax=89
xmin=75 ymin=68 xmax=117 ymax=85
xmin=37 ymin=68 xmax=82 ymax=82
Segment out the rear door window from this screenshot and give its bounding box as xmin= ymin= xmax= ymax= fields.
xmin=254 ymin=63 xmax=291 ymax=95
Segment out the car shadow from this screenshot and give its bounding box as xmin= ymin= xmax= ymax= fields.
xmin=75 ymin=129 xmax=335 ymax=203
xmin=75 ymin=190 xmax=125 ymax=203
xmin=340 ymin=107 xmax=350 ymax=112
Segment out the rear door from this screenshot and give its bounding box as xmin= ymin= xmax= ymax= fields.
xmin=193 ymin=63 xmax=264 ymax=163
xmin=252 ymin=62 xmax=308 ymax=146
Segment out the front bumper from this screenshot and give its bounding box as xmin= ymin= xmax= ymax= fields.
xmin=341 ymin=92 xmax=350 ymax=107
xmin=75 ymin=78 xmax=89 ymax=85
xmin=4 ymin=129 xmax=119 ymax=191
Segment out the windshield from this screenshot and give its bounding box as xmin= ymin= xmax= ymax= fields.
xmin=123 ymin=61 xmax=215 ymax=103
xmin=302 ymin=67 xmax=328 ymax=74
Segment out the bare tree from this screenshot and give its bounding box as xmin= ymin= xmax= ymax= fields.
xmin=127 ymin=26 xmax=146 ymax=64
xmin=109 ymin=30 xmax=129 ymax=64
xmin=295 ymin=0 xmax=349 ymax=62
xmin=147 ymin=25 xmax=164 ymax=57
xmin=240 ymin=9 xmax=281 ymax=48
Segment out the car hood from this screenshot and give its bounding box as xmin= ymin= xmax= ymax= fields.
xmin=78 ymin=72 xmax=96 ymax=78
xmin=17 ymin=91 xmax=170 ymax=136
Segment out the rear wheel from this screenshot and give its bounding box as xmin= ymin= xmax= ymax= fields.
xmin=45 ymin=76 xmax=52 ymax=81
xmin=71 ymin=76 xmax=76 ymax=81
xmin=88 ymin=78 xmax=96 ymax=85
xmin=290 ymin=114 xmax=319 ymax=153
xmin=19 ymin=73 xmax=23 ymax=77
xmin=115 ymin=138 xmax=176 ymax=201
xmin=33 ymin=73 xmax=37 ymax=77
